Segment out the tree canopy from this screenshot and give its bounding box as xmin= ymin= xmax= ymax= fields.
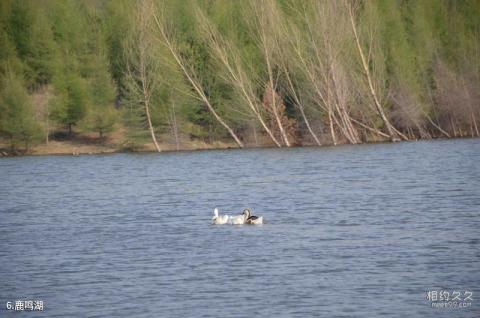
xmin=0 ymin=0 xmax=479 ymax=152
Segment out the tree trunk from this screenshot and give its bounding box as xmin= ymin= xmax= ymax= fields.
xmin=195 ymin=9 xmax=281 ymax=147
xmin=10 ymin=135 xmax=14 ymax=153
xmin=144 ymin=97 xmax=161 ymax=152
xmin=328 ymin=108 xmax=337 ymax=145
xmin=270 ymin=84 xmax=291 ymax=146
xmin=153 ymin=12 xmax=244 ymax=149
xmin=283 ymin=68 xmax=321 ymax=146
xmin=329 ymin=57 xmax=360 ymax=144
xmin=472 ymin=113 xmax=479 ymax=137
xmin=346 ymin=2 xmax=406 ymax=142
xmin=170 ymin=101 xmax=180 ymax=150
xmin=450 ymin=117 xmax=457 ymax=137
xmin=350 ymin=116 xmax=390 ymax=138
xmin=139 ymin=48 xmax=161 ymax=152
xmin=46 ymin=102 xmax=49 ymax=145
xmin=262 ymin=40 xmax=291 ymax=146
xmin=426 ymin=114 xmax=450 ymax=138
xmin=24 ymin=135 xmax=29 ymax=153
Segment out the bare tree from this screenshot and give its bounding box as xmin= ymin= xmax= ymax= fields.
xmin=345 ymin=0 xmax=408 ymax=142
xmin=389 ymin=83 xmax=432 ymax=139
xmin=281 ymin=63 xmax=322 ymax=145
xmin=151 ymin=4 xmax=244 ymax=148
xmin=284 ymin=1 xmax=362 ymax=145
xmin=125 ymin=0 xmax=161 ymax=152
xmin=287 ymin=18 xmax=338 ymax=144
xmin=434 ymin=61 xmax=480 ymax=138
xmin=195 ymin=7 xmax=282 ymax=147
xmin=169 ymin=101 xmax=180 ymax=150
xmin=251 ymin=0 xmax=293 ymax=146
xmin=317 ymin=1 xmax=360 ymax=144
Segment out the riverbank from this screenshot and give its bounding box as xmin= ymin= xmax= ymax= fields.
xmin=0 ymin=138 xmax=239 ymax=157
xmin=0 ymin=132 xmax=477 ymax=157
xmin=0 ymin=125 xmax=244 ymax=157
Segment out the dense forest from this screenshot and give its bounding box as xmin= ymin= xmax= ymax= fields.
xmin=0 ymin=0 xmax=479 ymax=153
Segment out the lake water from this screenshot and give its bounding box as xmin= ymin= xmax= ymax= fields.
xmin=1 ymin=139 xmax=479 ymax=317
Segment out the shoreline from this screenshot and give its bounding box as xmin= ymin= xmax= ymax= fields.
xmin=1 ymin=136 xmax=477 ymax=158
xmin=0 ymin=139 xmax=240 ymax=157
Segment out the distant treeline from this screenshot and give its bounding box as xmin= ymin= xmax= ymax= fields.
xmin=0 ymin=0 xmax=479 ymax=152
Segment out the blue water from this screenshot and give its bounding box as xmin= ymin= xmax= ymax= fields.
xmin=1 ymin=139 xmax=479 ymax=317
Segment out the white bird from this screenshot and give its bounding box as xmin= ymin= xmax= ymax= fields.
xmin=244 ymin=208 xmax=263 ymax=225
xmin=229 ymin=210 xmax=247 ymax=225
xmin=212 ymin=208 xmax=229 ymax=225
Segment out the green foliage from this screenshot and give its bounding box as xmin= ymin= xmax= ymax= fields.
xmin=104 ymin=0 xmax=133 ymax=97
xmin=0 ymin=25 xmax=25 ymax=82
xmin=50 ymin=74 xmax=88 ymax=133
xmin=27 ymin=9 xmax=57 ymax=86
xmin=6 ymin=1 xmax=33 ymax=60
xmin=3 ymin=1 xmax=57 ymax=87
xmin=89 ymin=106 xmax=118 ymax=139
xmin=87 ymin=54 xmax=118 ymax=138
xmin=0 ymin=73 xmax=42 ymax=150
xmin=0 ymin=0 xmax=479 ymax=148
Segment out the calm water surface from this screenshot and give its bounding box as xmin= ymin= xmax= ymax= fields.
xmin=1 ymin=139 xmax=479 ymax=317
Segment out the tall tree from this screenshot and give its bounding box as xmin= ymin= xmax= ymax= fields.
xmin=346 ymin=0 xmax=408 ymax=141
xmin=0 ymin=73 xmax=41 ymax=151
xmin=153 ymin=1 xmax=244 ymax=148
xmin=88 ymin=54 xmax=117 ymax=139
xmin=195 ymin=7 xmax=280 ymax=147
xmin=124 ymin=0 xmax=163 ymax=152
xmin=50 ymin=73 xmax=88 ymax=135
